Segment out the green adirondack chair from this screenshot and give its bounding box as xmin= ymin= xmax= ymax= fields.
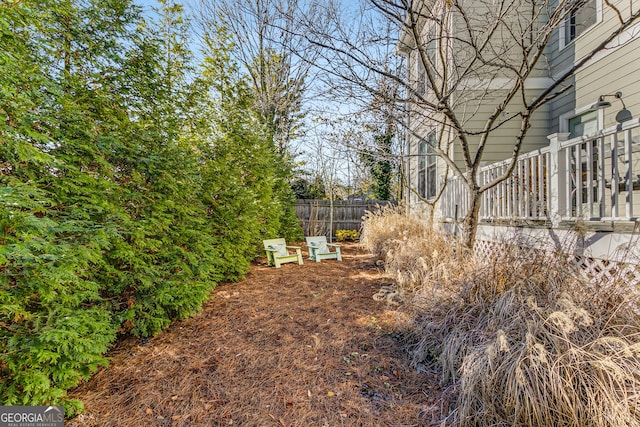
xmin=263 ymin=238 xmax=303 ymax=268
xmin=305 ymin=236 xmax=342 ymax=262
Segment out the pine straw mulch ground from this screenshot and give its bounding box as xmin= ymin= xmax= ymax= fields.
xmin=68 ymin=243 xmax=449 ymax=427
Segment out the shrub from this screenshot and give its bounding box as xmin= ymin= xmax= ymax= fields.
xmin=336 ymin=229 xmax=360 ymax=242
xmin=360 ymin=203 xmax=470 ymax=296
xmin=438 ymin=249 xmax=640 ymax=427
xmin=0 ymin=183 xmax=117 ymax=410
xmin=0 ymin=1 xmax=302 ymax=409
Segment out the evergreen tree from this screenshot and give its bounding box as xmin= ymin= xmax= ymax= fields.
xmin=249 ymin=50 xmax=304 ymax=241
xmin=1 ymin=0 xmax=302 ymax=408
xmin=361 ymin=127 xmax=395 ymax=201
xmin=201 ymin=27 xmax=302 ymax=244
xmin=198 ymin=0 xmax=305 ymax=240
xmin=0 ymin=0 xmax=138 ymax=409
xmin=200 ymin=28 xmax=281 ymax=262
xmin=99 ymin=0 xmax=219 ymax=337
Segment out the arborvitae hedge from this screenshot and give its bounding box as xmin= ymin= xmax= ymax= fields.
xmin=0 ymin=0 xmax=301 ymax=411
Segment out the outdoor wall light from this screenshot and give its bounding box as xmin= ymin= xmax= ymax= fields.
xmin=591 ymin=91 xmax=622 ymax=109
xmin=589 ymin=91 xmax=632 ymax=123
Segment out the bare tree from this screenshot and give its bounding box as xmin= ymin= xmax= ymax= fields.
xmin=295 ymin=0 xmax=640 ymax=247
xmin=195 ymin=0 xmax=327 ymax=155
xmin=312 ymin=105 xmax=402 ymax=201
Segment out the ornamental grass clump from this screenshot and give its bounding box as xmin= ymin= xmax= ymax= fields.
xmin=360 ymin=203 xmax=469 ymax=301
xmin=441 ymin=250 xmax=640 ymax=427
xmin=360 ymin=204 xmax=431 ymax=260
xmin=361 ymin=207 xmax=640 ymax=426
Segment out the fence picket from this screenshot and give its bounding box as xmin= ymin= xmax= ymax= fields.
xmin=295 ymin=199 xmax=394 ymax=238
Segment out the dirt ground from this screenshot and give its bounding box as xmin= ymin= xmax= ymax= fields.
xmin=68 ymin=243 xmax=447 ymax=427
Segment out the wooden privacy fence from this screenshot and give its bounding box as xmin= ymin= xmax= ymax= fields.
xmin=295 ymin=199 xmax=394 ymax=238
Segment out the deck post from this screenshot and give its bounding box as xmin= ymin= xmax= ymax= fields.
xmin=547 ymin=133 xmax=571 ymax=226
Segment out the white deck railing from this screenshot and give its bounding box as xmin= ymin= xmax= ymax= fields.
xmin=440 ymin=118 xmax=640 ymax=225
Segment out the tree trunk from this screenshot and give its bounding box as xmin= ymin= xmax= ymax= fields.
xmin=463 ymin=190 xmax=482 ymax=249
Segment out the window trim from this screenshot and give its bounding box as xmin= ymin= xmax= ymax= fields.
xmin=559 ymin=0 xmax=602 ymax=51
xmin=418 ymin=140 xmax=427 ymax=198
xmin=417 ymin=131 xmax=437 ymax=200
xmin=559 ymin=107 xmax=604 ymax=136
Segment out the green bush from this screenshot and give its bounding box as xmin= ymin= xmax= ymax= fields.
xmin=0 ymin=183 xmax=117 ymax=408
xmin=0 ymin=0 xmax=302 ymax=410
xmin=336 ymin=229 xmax=360 ymax=242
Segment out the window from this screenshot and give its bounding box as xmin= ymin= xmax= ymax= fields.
xmin=415 ymin=38 xmax=437 ymax=96
xmin=418 ymin=142 xmax=427 ymax=197
xmin=568 ymin=110 xmax=598 ymax=138
xmin=417 ymin=132 xmax=437 ymax=199
xmin=562 ymin=0 xmax=598 ymax=47
xmin=426 ymin=132 xmax=437 ymax=198
xmin=427 ymin=38 xmax=437 ymax=68
xmin=568 ymin=111 xmax=599 ymax=216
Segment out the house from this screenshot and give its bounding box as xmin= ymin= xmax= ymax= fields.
xmin=396 ymin=0 xmax=640 ymax=269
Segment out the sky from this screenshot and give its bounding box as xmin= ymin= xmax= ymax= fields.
xmin=134 ymin=0 xmax=161 ymax=14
